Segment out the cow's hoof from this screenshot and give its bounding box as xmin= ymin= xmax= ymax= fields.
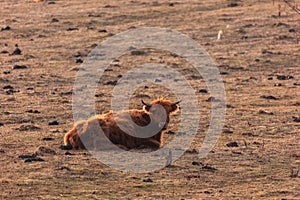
xmin=60 ymin=145 xmax=73 ymax=150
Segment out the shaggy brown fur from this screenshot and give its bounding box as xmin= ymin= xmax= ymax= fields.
xmin=64 ymin=98 xmax=180 ymax=150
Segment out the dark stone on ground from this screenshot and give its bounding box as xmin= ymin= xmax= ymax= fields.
xmin=226 ymin=141 xmax=238 ymax=147
xmin=48 ymin=120 xmax=59 ymax=126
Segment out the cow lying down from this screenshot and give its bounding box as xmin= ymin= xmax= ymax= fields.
xmin=64 ymin=98 xmax=180 ymax=150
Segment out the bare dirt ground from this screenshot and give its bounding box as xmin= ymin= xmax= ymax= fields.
xmin=0 ymin=0 xmax=299 ymax=199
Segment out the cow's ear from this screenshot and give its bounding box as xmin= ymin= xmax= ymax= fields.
xmin=143 ymin=105 xmax=151 ymax=112
xmin=170 ymin=104 xmax=179 ymax=114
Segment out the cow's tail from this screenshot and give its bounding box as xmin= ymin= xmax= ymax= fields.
xmin=64 ymin=126 xmax=77 ymax=146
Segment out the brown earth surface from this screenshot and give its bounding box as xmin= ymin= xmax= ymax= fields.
xmin=0 ymin=0 xmax=299 ymax=199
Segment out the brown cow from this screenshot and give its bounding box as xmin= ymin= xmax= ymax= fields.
xmin=63 ymin=98 xmax=180 ymax=150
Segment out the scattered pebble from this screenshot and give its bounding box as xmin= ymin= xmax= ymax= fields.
xmin=202 ymin=165 xmax=217 ymax=171
xmin=34 ymin=146 xmax=56 ymax=156
xmin=11 ymin=47 xmax=22 ymax=55
xmin=24 ymin=157 xmax=45 ymax=163
xmin=99 ymin=29 xmax=107 ymax=33
xmin=105 ymin=80 xmax=117 ymax=86
xmin=65 ymin=151 xmax=73 ymax=155
xmin=42 ymin=137 xmax=54 ymax=141
xmin=51 ymin=18 xmax=59 ymax=23
xmin=19 ymin=154 xmax=36 ymax=159
xmin=26 ymin=109 xmax=41 ymax=114
xmin=260 ymin=95 xmax=278 ymax=100
xmin=67 ymin=27 xmax=79 ymax=31
xmin=277 ymin=75 xmax=293 ymax=80
xmin=228 ymin=2 xmax=239 ymax=7
xmin=3 ymin=85 xmax=14 ymax=90
xmin=192 ymin=161 xmax=204 ymax=166
xmin=258 ymin=110 xmax=274 ymax=115
xmin=17 ymin=125 xmax=40 ymax=131
xmin=0 ymin=26 xmax=11 ymax=31
xmin=12 ymin=65 xmax=27 ymax=70
xmin=0 ymin=50 xmax=9 ymax=54
xmin=48 ymin=120 xmax=59 ymax=126
xmin=274 ymin=83 xmax=283 ymax=86
xmin=75 ymin=58 xmax=83 ymax=63
xmin=199 ymin=89 xmax=208 ymax=93
xmin=226 ymin=141 xmax=238 ymax=147
xmin=143 ymin=178 xmax=153 ymax=182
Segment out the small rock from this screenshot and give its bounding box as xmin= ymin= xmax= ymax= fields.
xmin=289 ymin=29 xmax=296 ymax=33
xmin=58 ymin=166 xmax=71 ymax=171
xmin=202 ymin=165 xmax=217 ymax=171
xmin=60 ymin=145 xmax=72 ymax=150
xmin=0 ymin=50 xmax=9 ymax=54
xmin=192 ymin=161 xmax=204 ymax=166
xmin=75 ymin=58 xmax=83 ymax=64
xmin=12 ymin=65 xmax=27 ymax=70
xmin=48 ymin=1 xmax=56 ymax=4
xmin=3 ymin=85 xmax=14 ymax=90
xmin=24 ymin=157 xmax=45 ymax=163
xmin=42 ymin=137 xmax=54 ymax=141
xmin=228 ymin=2 xmax=239 ymax=7
xmin=34 ymin=146 xmax=56 ymax=156
xmin=48 ymin=120 xmax=59 ymax=126
xmin=67 ymin=27 xmax=79 ymax=31
xmin=199 ymin=89 xmax=208 ymax=93
xmin=19 ymin=154 xmax=36 ymax=159
xmin=99 ymin=29 xmax=107 ymax=33
xmin=226 ymin=141 xmax=238 ymax=147
xmin=51 ymin=18 xmax=59 ymax=23
xmin=0 ymin=122 xmax=4 ymax=126
xmin=1 ymin=26 xmax=11 ymax=31
xmin=11 ymin=47 xmax=22 ymax=55
xmin=260 ymin=95 xmax=278 ymax=100
xmin=105 ymin=80 xmax=117 ymax=86
xmin=143 ymin=178 xmax=153 ymax=182
xmin=258 ymin=110 xmax=274 ymax=115
xmin=274 ymin=83 xmax=283 ymax=86
xmin=17 ymin=125 xmax=40 ymax=131
xmin=26 ymin=109 xmax=41 ymax=114
xmin=65 ymin=151 xmax=73 ymax=155
xmin=277 ymin=75 xmax=294 ymax=80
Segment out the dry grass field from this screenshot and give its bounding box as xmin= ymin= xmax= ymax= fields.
xmin=0 ymin=0 xmax=299 ymax=199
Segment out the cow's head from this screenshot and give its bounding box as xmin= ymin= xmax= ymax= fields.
xmin=142 ymin=98 xmax=180 ymax=130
